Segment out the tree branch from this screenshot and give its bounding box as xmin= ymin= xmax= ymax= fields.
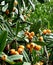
xmin=44 ymin=46 xmax=49 ymax=65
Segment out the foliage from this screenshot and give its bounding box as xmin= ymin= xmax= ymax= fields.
xmin=0 ymin=0 xmax=53 ymax=65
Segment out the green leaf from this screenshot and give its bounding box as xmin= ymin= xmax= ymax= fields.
xmin=49 ymin=51 xmax=53 ymax=61
xmin=8 ymin=0 xmax=14 ymax=12
xmin=23 ymin=62 xmax=31 ymax=65
xmin=22 ymin=50 xmax=30 ymax=62
xmin=8 ymin=55 xmax=23 ymax=61
xmin=0 ymin=30 xmax=7 ymax=52
xmin=32 ymin=50 xmax=36 ymax=64
xmin=34 ymin=41 xmax=46 ymax=46
xmin=5 ymin=21 xmax=14 ymax=36
xmin=2 ymin=3 xmax=8 ymax=12
xmin=5 ymin=58 xmax=15 ymax=64
xmin=47 ymin=41 xmax=53 ymax=48
xmin=13 ymin=62 xmax=23 ymax=65
xmin=18 ymin=0 xmax=23 ymax=7
xmin=16 ymin=22 xmax=20 ymax=36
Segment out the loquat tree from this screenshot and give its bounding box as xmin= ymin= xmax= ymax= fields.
xmin=0 ymin=0 xmax=53 ymax=65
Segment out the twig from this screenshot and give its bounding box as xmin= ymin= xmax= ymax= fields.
xmin=44 ymin=46 xmax=49 ymax=65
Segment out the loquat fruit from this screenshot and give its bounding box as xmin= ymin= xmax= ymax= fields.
xmin=40 ymin=61 xmax=44 ymax=65
xmin=14 ymin=51 xmax=19 ymax=55
xmin=30 ymin=32 xmax=35 ymax=36
xmin=28 ymin=33 xmax=33 ymax=40
xmin=43 ymin=29 xmax=47 ymax=34
xmin=28 ymin=36 xmax=33 ymax=40
xmin=30 ymin=42 xmax=35 ymax=48
xmin=10 ymin=49 xmax=15 ymax=55
xmin=18 ymin=48 xmax=23 ymax=54
xmin=24 ymin=31 xmax=29 ymax=36
xmin=19 ymin=45 xmax=24 ymax=50
xmin=1 ymin=55 xmax=7 ymax=61
xmin=26 ymin=44 xmax=30 ymax=49
xmin=39 ymin=36 xmax=43 ymax=42
xmin=46 ymin=29 xmax=51 ymax=34
xmin=34 ymin=45 xmax=41 ymax=51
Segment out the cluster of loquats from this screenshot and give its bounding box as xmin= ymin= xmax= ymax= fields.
xmin=0 ymin=45 xmax=25 ymax=61
xmin=38 ymin=29 xmax=51 ymax=42
xmin=10 ymin=45 xmax=24 ymax=55
xmin=25 ymin=31 xmax=35 ymax=40
xmin=26 ymin=42 xmax=42 ymax=53
xmin=43 ymin=29 xmax=51 ymax=35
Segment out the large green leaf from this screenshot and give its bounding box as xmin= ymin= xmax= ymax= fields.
xmin=4 ymin=55 xmax=23 ymax=64
xmin=0 ymin=31 xmax=7 ymax=52
xmin=22 ymin=50 xmax=30 ymax=62
xmin=8 ymin=55 xmax=23 ymax=61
